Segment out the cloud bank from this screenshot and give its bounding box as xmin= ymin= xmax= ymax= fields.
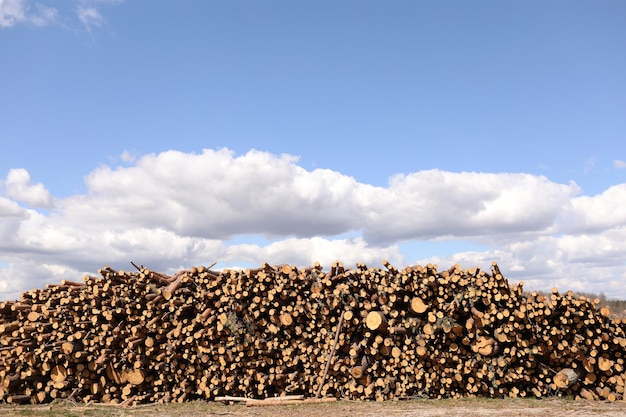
xmin=1 ymin=148 xmax=625 ymax=300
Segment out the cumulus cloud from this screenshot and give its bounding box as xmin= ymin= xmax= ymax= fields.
xmin=0 ymin=148 xmax=625 ymax=301
xmin=3 ymin=168 xmax=54 ymax=208
xmin=363 ymin=171 xmax=579 ymax=244
xmin=0 ymin=196 xmax=26 ymax=219
xmin=0 ymin=0 xmax=56 ymax=28
xmin=250 ymin=237 xmax=403 ymax=269
xmin=62 ymin=149 xmax=364 ymax=239
xmin=562 ymin=184 xmax=626 ymax=233
xmin=614 ymin=160 xmax=626 ymax=169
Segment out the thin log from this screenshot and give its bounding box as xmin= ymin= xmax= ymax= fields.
xmin=247 ymin=397 xmax=337 ymax=406
xmin=315 ymin=313 xmax=345 ymax=399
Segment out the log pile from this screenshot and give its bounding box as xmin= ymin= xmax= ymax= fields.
xmin=0 ymin=260 xmax=624 ymax=405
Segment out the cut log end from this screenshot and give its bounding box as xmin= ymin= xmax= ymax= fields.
xmin=365 ymin=311 xmax=388 ymax=332
xmin=411 ymin=297 xmax=428 ymax=314
xmin=554 ymin=368 xmax=579 ymax=389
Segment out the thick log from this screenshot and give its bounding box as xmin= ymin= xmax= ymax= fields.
xmin=411 ymin=297 xmax=428 ymax=314
xmin=365 ymin=311 xmax=388 ymax=332
xmin=598 ymin=356 xmax=614 ymax=372
xmin=554 ymin=368 xmax=579 ymax=389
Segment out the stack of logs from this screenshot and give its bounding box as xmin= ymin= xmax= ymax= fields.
xmin=0 ymin=260 xmax=624 ymax=405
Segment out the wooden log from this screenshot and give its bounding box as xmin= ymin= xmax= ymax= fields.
xmin=50 ymin=365 xmax=68 ymax=383
xmin=365 ymin=311 xmax=387 ymax=332
xmin=279 ymin=313 xmax=293 ymax=327
xmin=472 ymin=336 xmax=497 ymax=356
xmin=411 ymin=297 xmax=428 ymax=314
xmin=598 ymin=356 xmax=614 ymax=372
xmin=0 ymin=321 xmax=20 ymax=334
xmin=349 ymin=356 xmax=370 ymax=379
xmin=554 ymin=368 xmax=579 ymax=389
xmin=247 ymin=397 xmax=336 ymax=406
xmin=7 ymin=394 xmax=32 ymax=404
xmin=216 ymin=394 xmax=305 ymax=403
xmin=315 ymin=314 xmax=344 ymax=398
xmin=124 ymin=369 xmax=145 ymax=386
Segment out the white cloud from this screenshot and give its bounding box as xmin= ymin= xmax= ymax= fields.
xmin=76 ymin=0 xmax=124 ymax=32
xmin=0 ymin=148 xmax=625 ymax=300
xmin=252 ymin=237 xmax=403 ymax=269
xmin=61 ymin=148 xmax=365 ymax=239
xmin=120 ymin=150 xmax=137 ymax=163
xmin=0 ymin=0 xmax=122 ymax=31
xmin=29 ymin=3 xmax=56 ymax=26
xmin=0 ymin=260 xmax=83 ymax=301
xmin=614 ymin=160 xmax=626 ymax=169
xmin=0 ymin=196 xmax=26 ymax=218
xmin=0 ymin=0 xmax=26 ymax=27
xmin=0 ymin=0 xmax=56 ymax=28
xmin=561 ymin=184 xmax=626 ymax=233
xmin=77 ymin=5 xmax=102 ymax=31
xmin=0 ymin=197 xmax=28 ymax=248
xmin=3 ymin=168 xmax=54 ymax=208
xmin=363 ymin=170 xmax=579 ymax=243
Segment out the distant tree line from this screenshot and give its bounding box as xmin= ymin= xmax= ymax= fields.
xmin=530 ymin=289 xmax=626 ymax=318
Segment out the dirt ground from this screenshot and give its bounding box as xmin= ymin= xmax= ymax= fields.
xmin=1 ymin=398 xmax=625 ymax=417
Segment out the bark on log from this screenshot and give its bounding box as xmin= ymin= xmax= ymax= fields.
xmin=554 ymin=368 xmax=579 ymax=389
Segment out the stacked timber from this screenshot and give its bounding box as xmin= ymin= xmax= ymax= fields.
xmin=0 ymin=261 xmax=624 ymax=405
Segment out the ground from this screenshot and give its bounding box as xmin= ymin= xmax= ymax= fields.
xmin=1 ymin=398 xmax=625 ymax=417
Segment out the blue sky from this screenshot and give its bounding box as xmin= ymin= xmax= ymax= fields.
xmin=1 ymin=0 xmax=625 ymax=301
